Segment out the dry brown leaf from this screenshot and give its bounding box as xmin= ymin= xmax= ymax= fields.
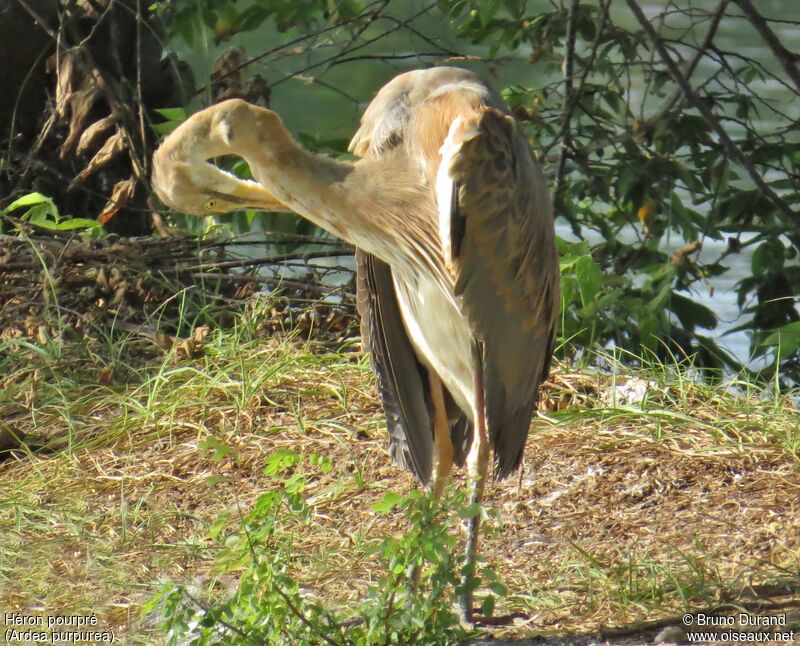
xmin=153 ymin=331 xmax=174 ymax=352
xmin=111 ymin=285 xmax=127 ymax=307
xmin=176 ymin=325 xmax=211 ymax=359
xmin=60 ymin=82 xmax=101 ymax=158
xmin=73 ymin=131 xmax=124 ymax=183
xmin=108 ymin=267 xmax=123 ymax=289
xmin=96 ymin=267 xmax=108 ymax=290
xmin=672 ymin=239 xmax=702 ymax=269
xmin=77 ymin=115 xmax=116 ymax=156
xmin=193 ymin=325 xmax=211 ymax=344
xmin=51 ymin=51 xmax=79 ymax=120
xmin=99 ymin=366 xmax=114 ymax=386
xmin=211 ymin=47 xmax=245 ymax=86
xmin=245 ymin=75 xmax=271 ymax=106
xmin=98 ymin=177 xmax=136 ymax=224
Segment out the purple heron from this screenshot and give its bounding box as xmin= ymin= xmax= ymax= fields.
xmin=152 ymin=66 xmax=559 ymax=619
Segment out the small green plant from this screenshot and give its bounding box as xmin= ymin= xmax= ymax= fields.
xmin=1 ymin=192 xmax=103 ymax=234
xmin=146 ymin=450 xmax=496 ymax=644
xmin=361 ymin=489 xmax=472 ymax=644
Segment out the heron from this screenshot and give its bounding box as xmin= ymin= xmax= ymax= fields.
xmin=152 ymin=66 xmax=559 ymax=620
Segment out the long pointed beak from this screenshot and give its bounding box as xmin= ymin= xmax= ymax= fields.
xmin=211 ymin=180 xmax=290 ymax=212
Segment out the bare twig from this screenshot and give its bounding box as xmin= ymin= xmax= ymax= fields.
xmin=196 ymin=0 xmax=388 ymax=99
xmin=625 ymin=0 xmax=798 ymax=226
xmin=647 ymin=0 xmax=729 ymax=125
xmin=552 ymin=1 xmax=728 ymax=162
xmin=189 ymin=273 xmax=355 ymax=299
xmin=181 ymin=590 xmax=259 ymax=644
xmin=172 ymin=249 xmax=353 ymax=274
xmin=553 ymin=0 xmax=583 ymax=237
xmin=379 ymin=14 xmax=460 ymax=57
xmin=14 ymin=0 xmax=57 ymax=39
xmin=731 ymin=0 xmax=800 ymax=91
xmin=273 ymin=2 xmax=439 ymax=87
xmin=330 ymin=52 xmax=448 ymax=65
xmin=135 ymin=0 xmax=148 ymax=176
xmin=543 ymin=0 xmax=610 ymax=159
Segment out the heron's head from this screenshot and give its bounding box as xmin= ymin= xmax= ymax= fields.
xmin=151 ymin=99 xmax=288 ymax=216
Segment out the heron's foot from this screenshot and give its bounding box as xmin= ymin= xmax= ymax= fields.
xmin=460 ymin=609 xmax=525 ymax=627
xmin=404 ymin=562 xmax=422 ymax=608
xmin=460 ymin=581 xmax=526 ymax=626
xmin=459 ymin=589 xmax=473 ymax=624
xmin=407 ymin=563 xmax=422 ymax=588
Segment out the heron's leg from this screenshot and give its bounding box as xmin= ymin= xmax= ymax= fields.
xmin=430 ymin=372 xmax=454 ymax=500
xmin=409 ymin=372 xmax=453 ymax=593
xmin=460 ymin=361 xmax=490 ymax=621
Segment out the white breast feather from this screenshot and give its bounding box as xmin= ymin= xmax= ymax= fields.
xmin=436 ymin=116 xmax=464 ymax=275
xmin=392 ymin=271 xmax=476 ymax=416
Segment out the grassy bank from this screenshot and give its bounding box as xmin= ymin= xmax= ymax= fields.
xmin=1 ymin=298 xmax=799 ymax=643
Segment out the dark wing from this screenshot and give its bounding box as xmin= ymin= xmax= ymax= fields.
xmin=350 ymin=68 xmax=477 ymax=481
xmin=443 ymin=107 xmax=559 ymax=478
xmin=355 ymin=249 xmax=436 ymax=483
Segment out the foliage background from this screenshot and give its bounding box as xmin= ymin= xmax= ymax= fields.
xmin=3 ymin=0 xmax=799 ymax=381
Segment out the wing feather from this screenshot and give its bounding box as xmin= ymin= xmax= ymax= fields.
xmin=352 ymin=67 xmax=557 ymax=481
xmin=442 ymin=107 xmax=559 ymax=478
xmin=355 ymin=249 xmax=435 ymax=483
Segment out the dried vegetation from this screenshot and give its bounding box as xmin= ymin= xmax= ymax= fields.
xmin=0 ymin=233 xmax=798 ymax=644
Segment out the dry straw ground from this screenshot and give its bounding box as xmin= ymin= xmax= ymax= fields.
xmin=2 ymin=336 xmax=799 ymax=643
xmin=0 ymin=234 xmax=798 ymax=644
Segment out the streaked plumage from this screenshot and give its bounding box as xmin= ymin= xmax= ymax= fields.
xmin=151 ymin=66 xmax=559 ymax=619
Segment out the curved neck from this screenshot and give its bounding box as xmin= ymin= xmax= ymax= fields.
xmin=237 ymin=136 xmax=442 ymax=280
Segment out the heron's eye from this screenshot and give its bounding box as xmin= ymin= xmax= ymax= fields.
xmin=204 ymin=198 xmax=218 ymax=211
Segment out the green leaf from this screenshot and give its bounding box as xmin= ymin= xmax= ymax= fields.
xmin=5 ymin=192 xmax=54 ymax=212
xmin=152 ymin=121 xmax=180 ymax=136
xmin=309 ymin=453 xmax=332 ymax=473
xmin=457 ymin=503 xmax=482 ymax=519
xmin=154 ymin=107 xmax=187 ymax=120
xmin=333 ymin=0 xmax=363 ymax=20
xmin=711 ymin=160 xmax=730 ymax=194
xmin=284 ymin=472 xmax=306 ymax=495
xmin=478 ymin=0 xmax=501 ymax=25
xmin=26 ymin=210 xmax=58 ymax=228
xmin=52 ymin=218 xmax=102 ymax=231
xmin=617 ymin=166 xmax=638 ymax=200
xmin=751 ymin=239 xmax=785 ymax=275
xmin=263 ymin=449 xmax=300 ymax=477
xmin=371 ymin=492 xmax=403 ymax=514
xmin=153 ymin=107 xmax=188 ymax=137
xmin=576 ymin=255 xmax=602 ymax=307
xmin=763 ymin=322 xmax=800 ymax=353
xmin=647 ymin=279 xmax=672 ymax=314
xmin=205 ymin=475 xmax=232 ymax=487
xmin=253 ymin=491 xmax=281 ymax=515
xmin=199 ymin=436 xmax=233 ymax=461
xmin=669 ymin=293 xmax=718 ymax=331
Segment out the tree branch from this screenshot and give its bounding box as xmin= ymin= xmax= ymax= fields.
xmin=650 ymin=0 xmax=729 ymax=123
xmin=274 ymin=3 xmax=439 ymax=87
xmin=553 ymin=0 xmax=584 ymax=237
xmin=731 ymin=0 xmax=800 ymax=91
xmin=544 ymin=0 xmax=610 ymax=161
xmin=625 ymin=0 xmax=798 ymax=226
